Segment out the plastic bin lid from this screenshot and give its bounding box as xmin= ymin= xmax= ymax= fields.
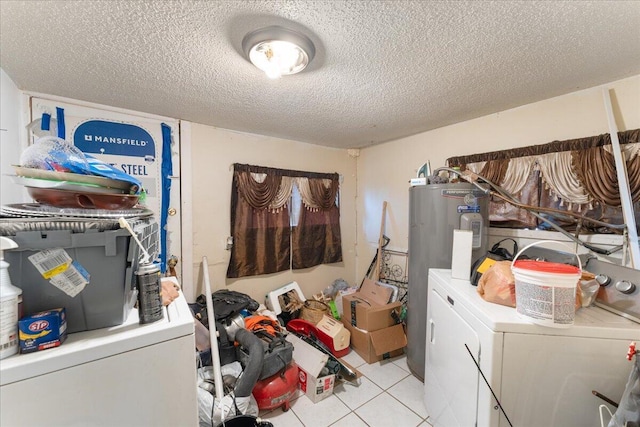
xmin=513 ymin=259 xmax=580 ymax=275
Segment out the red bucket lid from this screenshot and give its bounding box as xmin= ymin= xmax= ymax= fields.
xmin=513 ymin=260 xmax=580 ymax=275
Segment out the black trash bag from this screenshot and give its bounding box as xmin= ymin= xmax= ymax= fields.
xmin=470 ymin=238 xmax=519 ymax=286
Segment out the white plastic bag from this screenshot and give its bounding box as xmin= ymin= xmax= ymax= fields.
xmin=196 ymin=363 xmax=259 ymax=427
xmin=608 ymin=354 xmax=640 ymax=427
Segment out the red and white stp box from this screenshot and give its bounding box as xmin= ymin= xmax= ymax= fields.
xmin=286 ymin=334 xmax=336 ymax=403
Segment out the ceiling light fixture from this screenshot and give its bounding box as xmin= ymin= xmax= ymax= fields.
xmin=242 ymin=26 xmax=315 ymax=79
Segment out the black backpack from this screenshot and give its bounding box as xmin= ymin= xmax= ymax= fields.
xmin=189 ymin=290 xmax=260 ymax=367
xmin=191 ymin=290 xmax=260 ymax=326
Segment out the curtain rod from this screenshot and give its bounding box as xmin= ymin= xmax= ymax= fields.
xmin=447 ymin=129 xmax=639 ymax=166
xmin=232 ymin=163 xmax=339 ymax=180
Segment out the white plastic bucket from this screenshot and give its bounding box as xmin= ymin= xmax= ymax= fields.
xmin=511 ymin=241 xmax=582 ymax=328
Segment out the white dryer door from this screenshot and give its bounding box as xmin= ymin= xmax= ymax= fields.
xmin=425 ymin=288 xmax=481 ymax=427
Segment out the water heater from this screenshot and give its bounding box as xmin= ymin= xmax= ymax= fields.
xmin=407 ymin=183 xmax=489 ymax=380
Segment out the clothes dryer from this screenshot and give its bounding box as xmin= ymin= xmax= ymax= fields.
xmin=424 ymin=269 xmax=639 ymax=427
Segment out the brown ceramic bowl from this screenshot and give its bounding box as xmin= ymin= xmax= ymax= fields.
xmin=27 ymin=187 xmax=140 ymax=210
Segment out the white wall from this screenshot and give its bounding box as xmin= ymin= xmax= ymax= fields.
xmin=188 ymin=124 xmax=358 ymax=303
xmin=0 ymin=69 xmax=28 ymax=205
xmin=356 ymin=75 xmax=640 ymax=278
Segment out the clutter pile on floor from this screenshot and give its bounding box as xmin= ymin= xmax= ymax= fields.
xmin=190 ymin=278 xmax=407 ymax=427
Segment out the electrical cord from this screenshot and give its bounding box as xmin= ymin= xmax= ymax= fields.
xmin=465 ymin=344 xmax=513 ymax=427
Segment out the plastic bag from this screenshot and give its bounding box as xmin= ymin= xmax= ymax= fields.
xmin=21 ymin=136 xmax=89 ymax=173
xmin=20 ymin=136 xmax=142 ymax=193
xmin=608 ymin=353 xmax=640 ymax=427
xmin=477 ymin=261 xmax=516 ymax=307
xmin=319 ymin=278 xmax=350 ymax=300
xmin=478 ymin=261 xmax=582 ymax=310
xmin=580 ymin=279 xmax=600 ymax=307
xmin=197 ymin=363 xmax=258 ymax=427
xmin=197 ymin=389 xmax=257 ymax=427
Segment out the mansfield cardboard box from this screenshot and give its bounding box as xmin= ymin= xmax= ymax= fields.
xmin=285 ymin=334 xmax=335 ymax=403
xmin=342 ymin=279 xmax=401 ymax=331
xmin=342 ymin=321 xmax=406 ymax=364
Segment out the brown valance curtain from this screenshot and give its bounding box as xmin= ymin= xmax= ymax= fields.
xmin=235 ymin=170 xmax=282 ymax=209
xmin=446 ymin=129 xmax=640 ymax=230
xmin=447 ymin=129 xmax=639 ymax=165
xmin=573 ymin=145 xmax=640 ymax=207
xmin=227 ymin=164 xmax=342 ymax=278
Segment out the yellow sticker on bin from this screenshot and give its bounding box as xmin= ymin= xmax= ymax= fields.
xmin=42 ymin=262 xmax=70 ymax=279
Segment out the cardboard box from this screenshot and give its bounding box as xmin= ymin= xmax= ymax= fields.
xmin=286 ymin=334 xmax=335 ymax=403
xmin=19 ymin=308 xmax=67 ymax=354
xmin=343 ymin=320 xmax=406 ymax=364
xmin=342 ymin=279 xmax=401 ymax=331
xmin=334 ymin=288 xmax=356 ymax=319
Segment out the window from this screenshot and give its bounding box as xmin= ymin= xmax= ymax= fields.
xmin=446 ymin=129 xmax=640 ymax=233
xmin=226 ymin=163 xmax=342 ymax=278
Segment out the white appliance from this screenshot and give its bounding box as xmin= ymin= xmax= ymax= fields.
xmin=424 ymin=269 xmax=639 ymax=427
xmin=1 ymin=289 xmax=198 ymax=427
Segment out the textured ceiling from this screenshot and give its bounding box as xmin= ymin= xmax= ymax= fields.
xmin=1 ymin=1 xmax=639 ymax=149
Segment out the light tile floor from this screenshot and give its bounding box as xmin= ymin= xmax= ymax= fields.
xmin=258 ymin=351 xmax=433 ymax=427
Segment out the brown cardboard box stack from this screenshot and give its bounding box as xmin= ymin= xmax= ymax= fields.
xmin=341 ymin=279 xmax=407 ymax=363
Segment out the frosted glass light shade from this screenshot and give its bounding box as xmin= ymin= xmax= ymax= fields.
xmin=242 ymin=26 xmax=315 ymax=79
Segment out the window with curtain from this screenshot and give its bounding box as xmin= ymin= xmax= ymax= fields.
xmin=446 ymin=129 xmax=640 ymax=233
xmin=226 ymin=163 xmax=342 ymax=278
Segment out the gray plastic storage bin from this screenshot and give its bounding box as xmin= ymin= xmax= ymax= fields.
xmin=4 ymin=221 xmax=158 ymax=333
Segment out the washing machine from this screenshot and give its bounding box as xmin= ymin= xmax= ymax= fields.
xmin=1 ymin=282 xmax=198 ymax=427
xmin=424 ymin=268 xmax=639 ymax=427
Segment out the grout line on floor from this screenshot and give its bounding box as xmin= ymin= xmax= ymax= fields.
xmin=255 ymin=352 xmax=429 ymax=427
xmin=386 ymin=389 xmax=429 ymax=422
xmin=334 ymin=381 xmax=384 ymax=413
